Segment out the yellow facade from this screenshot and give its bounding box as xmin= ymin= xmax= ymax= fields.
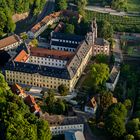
xmin=5 ymin=46 xmax=92 ymax=92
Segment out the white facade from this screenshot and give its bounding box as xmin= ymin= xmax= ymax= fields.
xmin=50 ymin=38 xmax=81 ymax=52
xmin=50 ymin=124 xmax=84 ymax=136
xmin=28 ymin=56 xmax=67 ymax=68
xmin=51 ymin=45 xmax=76 ymax=52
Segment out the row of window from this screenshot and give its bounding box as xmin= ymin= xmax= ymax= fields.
xmin=7 ymin=78 xmax=69 ymax=89
xmin=51 ymin=46 xmax=75 ymax=52
xmin=29 ymin=60 xmax=65 ymax=67
xmin=54 ymin=39 xmax=80 ymax=44
xmin=30 ymin=57 xmax=66 ymax=62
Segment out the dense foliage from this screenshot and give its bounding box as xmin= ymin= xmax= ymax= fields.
xmin=0 ymin=0 xmax=46 ymax=36
xmin=45 ymin=90 xmax=67 ymax=114
xmin=55 ymin=0 xmax=67 ymax=11
xmin=90 ymin=63 xmax=110 ymax=87
xmin=86 ymin=11 xmax=140 ymax=33
xmin=0 ymin=73 xmax=51 ymax=140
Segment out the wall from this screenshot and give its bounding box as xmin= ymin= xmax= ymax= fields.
xmin=28 ymin=56 xmax=67 ymax=68
xmin=50 ymin=124 xmax=84 ymax=136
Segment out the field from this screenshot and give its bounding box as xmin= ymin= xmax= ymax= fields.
xmin=86 ymin=11 xmax=140 ymax=32
xmin=127 ymin=0 xmax=140 ymax=12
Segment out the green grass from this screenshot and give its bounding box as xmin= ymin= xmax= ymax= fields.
xmin=127 ymin=0 xmax=140 ymax=12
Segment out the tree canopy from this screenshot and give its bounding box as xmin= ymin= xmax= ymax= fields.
xmin=90 ymin=63 xmax=110 ymax=87
xmin=0 ymin=0 xmax=46 ymax=36
xmin=58 ymin=84 xmax=69 ymax=96
xmin=64 ymin=23 xmax=75 ymax=34
xmin=98 ymin=20 xmax=114 ymax=40
xmin=0 ymin=73 xmax=52 ymax=140
xmin=55 ymin=0 xmax=67 ymax=11
xmin=106 ymin=102 xmax=127 ymax=120
xmin=105 ymin=114 xmax=126 ymax=138
xmin=100 ymin=91 xmax=113 ymax=112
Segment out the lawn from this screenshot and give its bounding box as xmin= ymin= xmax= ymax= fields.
xmin=127 ymin=0 xmax=140 ymax=12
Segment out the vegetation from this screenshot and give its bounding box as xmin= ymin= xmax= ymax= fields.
xmin=77 ymin=0 xmax=87 ymax=17
xmin=30 ymin=39 xmax=38 ymax=47
xmin=45 ymin=90 xmax=67 ymax=114
xmin=98 ymin=20 xmax=114 ymax=40
xmin=100 ymin=91 xmax=113 ymax=113
xmin=86 ymin=11 xmax=140 ymax=33
xmin=105 ymin=114 xmax=126 ymax=138
xmin=0 ymin=0 xmax=46 ymax=37
xmin=95 ymin=54 xmax=108 ymax=64
xmin=90 ymin=63 xmax=109 ymax=87
xmin=58 ymin=84 xmax=69 ymax=96
xmin=0 ymin=73 xmax=51 ymax=140
xmin=64 ymin=23 xmax=75 ymax=34
xmin=55 ymin=0 xmax=67 ymax=11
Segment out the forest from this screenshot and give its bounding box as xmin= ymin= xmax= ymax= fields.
xmin=0 ymin=73 xmax=52 ymax=140
xmin=0 ymin=0 xmax=46 ymax=37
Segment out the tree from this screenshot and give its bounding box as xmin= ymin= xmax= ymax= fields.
xmin=77 ymin=0 xmax=87 ymax=17
xmin=111 ymin=0 xmax=127 ymax=11
xmin=95 ymin=54 xmax=108 ymax=64
xmin=45 ymin=89 xmax=67 ymax=114
xmin=90 ymin=63 xmax=109 ymax=87
xmin=105 ymin=114 xmax=126 ymax=138
xmin=134 ymin=130 xmax=140 ymax=140
xmin=55 ymin=99 xmax=66 ymax=114
xmin=30 ymin=39 xmax=38 ymax=47
xmin=124 ymin=99 xmax=132 ymax=110
xmin=58 ymin=84 xmax=69 ymax=96
xmin=98 ymin=20 xmax=114 ymax=40
xmin=126 ymin=118 xmax=140 ymax=134
xmin=124 ymin=134 xmax=134 ymax=140
xmin=37 ymin=119 xmax=52 ymax=140
xmin=100 ymin=91 xmax=113 ymax=112
xmin=0 ymin=73 xmax=51 ymax=140
xmin=106 ymin=102 xmax=127 ymax=120
xmin=56 ymin=0 xmax=67 ymax=11
xmin=64 ymin=23 xmax=75 ymax=34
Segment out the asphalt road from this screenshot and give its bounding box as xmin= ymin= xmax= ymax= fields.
xmin=85 ymin=6 xmax=140 ymax=17
xmin=37 ymin=0 xmax=55 ymax=22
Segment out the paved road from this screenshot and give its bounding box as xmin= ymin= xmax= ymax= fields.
xmin=85 ymin=6 xmax=140 ymax=17
xmin=26 ymin=0 xmax=55 ymax=31
xmin=37 ymin=0 xmax=55 ymax=22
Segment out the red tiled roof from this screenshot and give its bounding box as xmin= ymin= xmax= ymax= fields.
xmin=31 ymin=12 xmax=61 ymax=33
xmin=30 ymin=10 xmax=80 ymax=33
xmin=0 ymin=34 xmax=20 ymax=49
xmin=11 ymin=84 xmax=26 ymax=96
xmin=14 ymin=50 xmax=29 ymax=62
xmin=30 ymin=104 xmax=40 ymax=113
xmin=24 ymin=95 xmax=36 ymax=106
xmin=30 ymin=47 xmax=74 ymax=60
